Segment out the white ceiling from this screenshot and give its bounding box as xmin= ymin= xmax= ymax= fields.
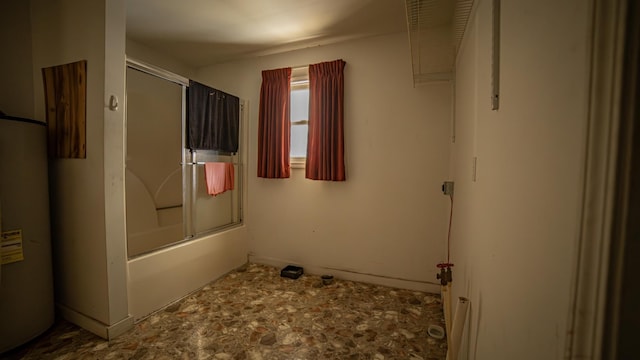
xmin=126 ymin=0 xmax=409 ymax=68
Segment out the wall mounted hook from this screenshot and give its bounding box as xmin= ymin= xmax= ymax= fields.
xmin=109 ymin=95 xmax=119 ymax=111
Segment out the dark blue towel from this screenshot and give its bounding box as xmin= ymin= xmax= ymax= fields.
xmin=187 ymin=80 xmax=239 ymax=153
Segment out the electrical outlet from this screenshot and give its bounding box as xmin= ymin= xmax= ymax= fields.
xmin=442 ymin=181 xmax=454 ymax=196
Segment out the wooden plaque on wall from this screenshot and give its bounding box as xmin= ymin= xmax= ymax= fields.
xmin=42 ymin=60 xmax=87 ymax=158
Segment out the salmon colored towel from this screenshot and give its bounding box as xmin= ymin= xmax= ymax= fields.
xmin=204 ymin=162 xmax=234 ymax=196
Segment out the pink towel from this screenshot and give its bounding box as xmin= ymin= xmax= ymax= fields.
xmin=204 ymin=162 xmax=235 ymax=196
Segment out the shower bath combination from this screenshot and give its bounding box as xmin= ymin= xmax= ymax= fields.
xmin=125 ymin=62 xmax=243 ymax=258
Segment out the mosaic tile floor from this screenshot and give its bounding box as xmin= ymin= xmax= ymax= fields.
xmin=3 ymin=263 xmax=447 ymax=360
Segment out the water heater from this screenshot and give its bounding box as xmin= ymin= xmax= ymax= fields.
xmin=0 ymin=116 xmax=55 ymax=353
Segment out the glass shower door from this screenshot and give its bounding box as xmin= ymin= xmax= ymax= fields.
xmin=125 ymin=67 xmax=185 ymax=257
xmin=186 ymin=150 xmax=242 ymax=236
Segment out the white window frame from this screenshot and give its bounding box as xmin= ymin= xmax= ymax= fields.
xmin=290 ymin=67 xmax=309 ymax=168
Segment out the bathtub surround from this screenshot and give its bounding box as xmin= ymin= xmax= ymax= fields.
xmin=125 ymin=63 xmax=244 ymax=257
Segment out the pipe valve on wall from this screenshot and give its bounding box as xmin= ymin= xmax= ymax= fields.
xmin=439 ymin=180 xmax=455 ymax=285
xmin=437 ymin=262 xmax=454 ymax=285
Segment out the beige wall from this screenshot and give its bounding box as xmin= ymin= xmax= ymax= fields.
xmin=103 ymin=0 xmax=130 ymax=330
xmin=0 ymin=1 xmax=35 ymax=119
xmin=30 ymin=0 xmax=131 ymax=337
xmin=126 ymin=38 xmax=196 ymax=78
xmin=450 ymin=0 xmax=591 ymax=358
xmin=197 ymin=32 xmax=452 ymax=292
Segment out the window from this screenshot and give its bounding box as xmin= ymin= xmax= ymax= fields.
xmin=290 ymin=68 xmax=309 ymax=167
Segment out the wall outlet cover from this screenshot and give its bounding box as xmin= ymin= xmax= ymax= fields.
xmin=442 ymin=181 xmax=454 ymax=196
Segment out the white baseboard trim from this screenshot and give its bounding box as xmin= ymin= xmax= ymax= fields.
xmin=57 ymin=304 xmax=134 ymax=340
xmin=249 ymin=255 xmax=441 ymax=294
xmin=107 ymin=315 xmax=135 ymax=339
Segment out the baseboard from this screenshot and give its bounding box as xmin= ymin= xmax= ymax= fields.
xmin=107 ymin=315 xmax=135 ymax=339
xmin=249 ymin=255 xmax=441 ymax=294
xmin=57 ymin=304 xmax=134 ymax=340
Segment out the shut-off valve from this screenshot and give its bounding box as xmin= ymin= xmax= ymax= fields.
xmin=436 ymin=263 xmax=453 ymax=286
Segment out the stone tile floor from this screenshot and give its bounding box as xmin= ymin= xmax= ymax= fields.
xmin=2 ymin=263 xmax=447 ymax=359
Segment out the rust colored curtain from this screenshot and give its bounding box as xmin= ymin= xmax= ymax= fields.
xmin=258 ymin=67 xmax=292 ymax=178
xmin=306 ymin=59 xmax=346 ymax=181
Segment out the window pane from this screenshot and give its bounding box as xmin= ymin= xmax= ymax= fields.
xmin=291 ymin=88 xmax=308 ymax=122
xmin=291 ymin=124 xmax=308 ymax=158
xmin=290 ymin=87 xmax=309 ymax=159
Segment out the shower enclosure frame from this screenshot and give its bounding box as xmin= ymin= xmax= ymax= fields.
xmin=125 ymin=57 xmax=243 ymax=258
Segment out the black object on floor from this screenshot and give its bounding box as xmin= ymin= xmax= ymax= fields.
xmin=280 ymin=265 xmax=304 ymax=279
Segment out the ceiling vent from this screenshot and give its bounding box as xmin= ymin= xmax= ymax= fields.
xmin=405 ymin=0 xmax=474 ymax=86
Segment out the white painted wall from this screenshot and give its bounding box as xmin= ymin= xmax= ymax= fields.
xmin=197 ymin=32 xmax=451 ymax=292
xmin=450 ymin=0 xmax=591 ymax=358
xmin=103 ymin=0 xmax=130 ymax=333
xmin=0 ymin=1 xmax=34 ymax=119
xmin=126 ymin=38 xmax=196 ymax=79
xmin=30 ymin=0 xmax=131 ymax=337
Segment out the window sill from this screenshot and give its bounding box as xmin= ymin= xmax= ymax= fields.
xmin=290 ymin=158 xmax=306 ymax=169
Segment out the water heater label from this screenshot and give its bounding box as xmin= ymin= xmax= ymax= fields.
xmin=1 ymin=229 xmax=24 ymax=264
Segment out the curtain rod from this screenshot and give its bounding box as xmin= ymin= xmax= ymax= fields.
xmin=182 ymin=162 xmax=241 ymax=165
xmin=291 ymin=59 xmax=343 ymax=70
